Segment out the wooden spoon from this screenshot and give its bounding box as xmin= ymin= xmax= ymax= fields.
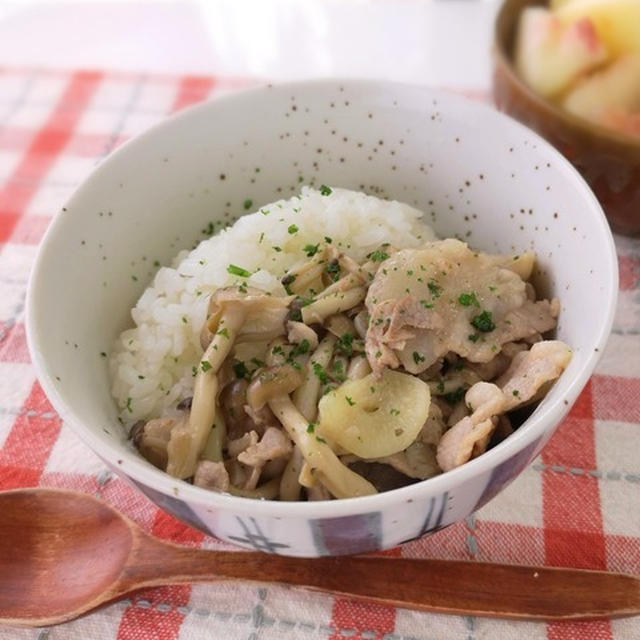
xmin=1 ymin=488 xmax=639 ymax=627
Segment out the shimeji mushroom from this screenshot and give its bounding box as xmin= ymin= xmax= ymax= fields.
xmin=246 ymin=364 xmax=305 ymax=411
xmin=268 ymin=394 xmax=376 ymax=499
xmin=257 ymin=331 xmax=374 ymax=499
xmin=301 ymin=287 xmax=366 ymax=324
xmin=166 ymin=286 xmax=291 ymax=479
xmin=292 ymin=334 xmax=336 ymax=422
xmin=281 ymin=246 xmax=334 ymax=295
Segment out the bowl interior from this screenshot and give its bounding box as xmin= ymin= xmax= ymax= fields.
xmin=27 ymin=80 xmax=617 ymax=512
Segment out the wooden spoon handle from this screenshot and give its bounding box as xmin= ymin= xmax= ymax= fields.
xmin=130 ymin=542 xmax=640 ymax=620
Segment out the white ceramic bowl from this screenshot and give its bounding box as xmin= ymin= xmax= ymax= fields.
xmin=27 ymin=80 xmax=617 ymax=557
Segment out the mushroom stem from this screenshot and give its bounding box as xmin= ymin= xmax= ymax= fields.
xmin=268 ymin=394 xmax=376 ymax=499
xmin=166 ymin=304 xmax=247 ymax=479
xmin=226 ymin=476 xmax=281 ymax=499
xmin=347 ymin=355 xmax=371 ymax=380
xmin=279 ymin=445 xmax=304 ymax=501
xmin=201 ymin=408 xmax=226 ymax=462
xmin=301 ymin=287 xmax=366 ymax=324
xmin=293 ymin=334 xmax=336 ymax=421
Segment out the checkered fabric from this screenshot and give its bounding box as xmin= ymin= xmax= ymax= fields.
xmin=0 ymin=68 xmax=638 ymax=640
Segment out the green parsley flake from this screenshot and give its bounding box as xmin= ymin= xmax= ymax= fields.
xmin=201 ymin=360 xmax=212 ymax=372
xmin=303 ymin=243 xmax=320 ymax=257
xmin=316 ymin=435 xmax=327 ymax=444
xmin=412 ymin=351 xmax=425 ymax=364
xmin=181 ymin=316 xmax=187 ymax=324
xmin=324 ymin=236 xmax=332 ymax=243
xmin=471 ymin=310 xmax=496 ymax=332
xmin=336 ymin=333 xmax=354 ymax=357
xmin=217 ymin=327 xmax=230 ymax=338
xmin=243 ymin=198 xmax=253 ymax=210
xmin=420 ymin=299 xmax=434 ymax=309
xmin=428 ymin=280 xmax=442 ymax=298
xmin=233 ymin=361 xmax=248 ymax=379
xmin=458 ymin=292 xmax=480 ymax=307
xmin=307 ymin=422 xmax=316 ymax=433
xmin=227 ymin=264 xmax=251 ymax=277
xmin=125 ymin=397 xmax=132 ymax=413
xmin=312 ymin=362 xmax=329 ymax=384
xmin=345 ymin=396 xmax=356 ymax=406
xmin=390 ymin=408 xmax=400 ymax=416
xmin=512 ymin=389 xmax=520 ymax=397
xmin=468 ymin=333 xmax=480 ymax=343
xmin=332 ymin=360 xmax=347 ymax=382
xmin=443 ymin=387 xmax=466 ymax=404
xmin=326 ymin=260 xmax=340 ymax=282
xmin=100 ymin=351 xmax=107 ymax=358
xmin=287 ymin=224 xmax=299 ymax=234
xmin=290 ymin=339 xmax=310 ymax=357
xmin=319 ymin=184 xmax=332 ymax=196
xmin=192 ymin=365 xmax=198 ymax=377
xmin=368 ymin=249 xmax=389 ymax=262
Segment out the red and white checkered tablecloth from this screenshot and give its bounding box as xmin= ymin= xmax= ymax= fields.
xmin=0 ymin=67 xmax=639 ymax=640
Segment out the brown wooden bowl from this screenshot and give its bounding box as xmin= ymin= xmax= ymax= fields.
xmin=493 ymin=0 xmax=640 ymax=236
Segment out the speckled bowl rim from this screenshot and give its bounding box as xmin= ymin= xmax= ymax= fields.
xmin=493 ymin=0 xmax=640 ymax=153
xmin=27 ymin=79 xmax=618 ymax=518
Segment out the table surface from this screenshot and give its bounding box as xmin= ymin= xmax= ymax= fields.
xmin=0 ymin=2 xmax=639 ymax=640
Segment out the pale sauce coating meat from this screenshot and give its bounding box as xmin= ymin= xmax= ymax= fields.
xmin=365 ymin=239 xmax=558 ymax=375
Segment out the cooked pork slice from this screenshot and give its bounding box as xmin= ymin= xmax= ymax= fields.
xmin=436 ymin=416 xmax=496 ymax=472
xmin=237 ymin=427 xmax=292 ymax=466
xmin=436 ymin=382 xmax=506 ymax=471
xmin=497 ymin=340 xmax=572 ymax=410
xmin=194 ymin=460 xmax=230 ymax=491
xmin=227 ymin=430 xmax=259 ymax=457
xmin=465 ymin=381 xmax=507 ymax=422
xmin=364 ymin=239 xmax=558 ymax=375
xmin=464 ymin=352 xmax=511 ymax=381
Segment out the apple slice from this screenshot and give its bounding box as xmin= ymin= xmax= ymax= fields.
xmin=550 ymin=0 xmax=577 ymax=9
xmin=556 ymin=0 xmax=640 ymax=56
xmin=515 ymin=7 xmax=609 ymax=98
xmin=563 ymin=54 xmax=640 ymax=137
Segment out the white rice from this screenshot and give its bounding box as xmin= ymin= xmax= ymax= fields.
xmin=110 ymin=187 xmax=436 ymax=423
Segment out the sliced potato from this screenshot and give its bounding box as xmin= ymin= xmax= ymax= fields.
xmin=317 ymin=370 xmax=430 ymax=459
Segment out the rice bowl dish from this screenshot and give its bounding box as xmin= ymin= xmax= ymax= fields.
xmin=110 ymin=186 xmax=571 ymax=501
